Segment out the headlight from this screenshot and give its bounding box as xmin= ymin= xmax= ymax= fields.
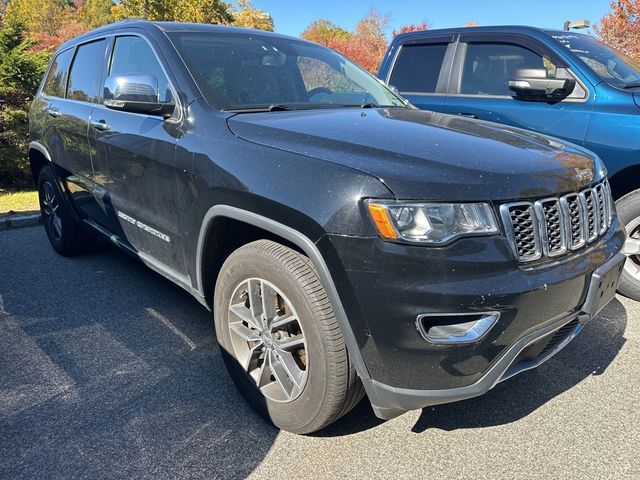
xmin=366 ymin=200 xmax=499 ymax=244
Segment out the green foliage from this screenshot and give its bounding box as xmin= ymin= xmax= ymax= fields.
xmin=113 ymin=0 xmax=234 ymax=24
xmin=0 ymin=19 xmax=50 ymax=188
xmin=78 ymin=0 xmax=115 ymax=29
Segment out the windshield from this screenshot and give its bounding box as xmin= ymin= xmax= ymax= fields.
xmin=550 ymin=32 xmax=640 ymax=88
xmin=168 ymin=31 xmax=407 ymax=111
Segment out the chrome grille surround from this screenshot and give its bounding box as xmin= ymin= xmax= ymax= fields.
xmin=501 ymin=179 xmax=613 ymax=263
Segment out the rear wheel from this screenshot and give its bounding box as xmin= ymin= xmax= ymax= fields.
xmin=38 ymin=165 xmax=90 ymax=256
xmin=617 ymin=189 xmax=640 ymax=301
xmin=214 ymin=240 xmax=364 ymax=434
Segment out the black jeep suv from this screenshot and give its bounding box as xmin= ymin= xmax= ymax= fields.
xmin=29 ymin=21 xmax=626 ymax=434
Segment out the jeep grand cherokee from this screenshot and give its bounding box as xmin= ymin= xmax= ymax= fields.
xmin=29 ymin=21 xmax=626 ymax=434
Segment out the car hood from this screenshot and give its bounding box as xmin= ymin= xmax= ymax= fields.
xmin=227 ymin=108 xmax=602 ymax=201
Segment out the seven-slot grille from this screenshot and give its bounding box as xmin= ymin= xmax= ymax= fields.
xmin=500 ymin=179 xmax=614 ymax=262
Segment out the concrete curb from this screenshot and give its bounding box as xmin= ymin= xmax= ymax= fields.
xmin=0 ymin=213 xmax=42 ymax=230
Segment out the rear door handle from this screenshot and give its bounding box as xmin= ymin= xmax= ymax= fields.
xmin=46 ymin=107 xmax=61 ymax=118
xmin=89 ymin=120 xmax=110 ymax=131
xmin=457 ymin=113 xmax=479 ymax=119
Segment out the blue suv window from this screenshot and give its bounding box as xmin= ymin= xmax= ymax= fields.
xmin=389 ymin=43 xmax=448 ymax=93
xmin=461 ymin=43 xmax=549 ymax=96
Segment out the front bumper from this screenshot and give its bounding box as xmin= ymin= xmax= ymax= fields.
xmin=370 ymin=250 xmax=625 ymax=420
xmin=319 ymin=222 xmax=626 ymax=419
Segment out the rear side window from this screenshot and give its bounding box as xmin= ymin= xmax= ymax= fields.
xmin=389 ymin=43 xmax=449 ymax=93
xmin=110 ymin=36 xmax=172 ymax=103
xmin=43 ymin=48 xmax=74 ymax=98
xmin=460 ymin=43 xmax=549 ymax=96
xmin=67 ymin=39 xmax=108 ymax=103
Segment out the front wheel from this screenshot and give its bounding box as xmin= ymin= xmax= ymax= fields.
xmin=38 ymin=165 xmax=90 ymax=256
xmin=213 ymin=240 xmax=364 ymax=434
xmin=617 ymin=189 xmax=640 ymax=301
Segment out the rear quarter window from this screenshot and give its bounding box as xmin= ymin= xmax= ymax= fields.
xmin=43 ymin=48 xmax=74 ymax=98
xmin=389 ymin=43 xmax=448 ymax=93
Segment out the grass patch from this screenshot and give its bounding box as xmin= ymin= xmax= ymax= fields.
xmin=0 ymin=190 xmax=39 ymax=215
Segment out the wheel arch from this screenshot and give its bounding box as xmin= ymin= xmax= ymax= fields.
xmin=609 ymin=163 xmax=640 ymax=201
xmin=195 ymin=205 xmax=372 ymax=383
xmin=28 ymin=141 xmax=51 ymax=186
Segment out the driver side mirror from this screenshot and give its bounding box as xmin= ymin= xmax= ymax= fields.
xmin=508 ymin=68 xmax=576 ymax=101
xmin=103 ymin=73 xmax=175 ymax=118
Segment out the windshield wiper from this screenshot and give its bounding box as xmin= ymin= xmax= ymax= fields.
xmin=360 ymin=102 xmax=379 ymax=108
xmin=622 ymin=83 xmax=640 ymax=89
xmin=223 ymin=104 xmax=293 ymax=113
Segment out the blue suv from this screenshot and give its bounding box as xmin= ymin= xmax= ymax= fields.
xmin=379 ymin=26 xmax=640 ymax=300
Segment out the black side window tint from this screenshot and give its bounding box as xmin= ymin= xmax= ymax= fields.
xmin=461 ymin=43 xmax=546 ymax=96
xmin=67 ymin=39 xmax=108 ymax=103
xmin=43 ymin=49 xmax=74 ymax=98
xmin=389 ymin=43 xmax=448 ymax=93
xmin=110 ymin=36 xmax=172 ymax=103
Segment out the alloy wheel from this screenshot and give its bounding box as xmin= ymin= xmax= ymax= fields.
xmin=624 ymin=216 xmax=640 ymax=281
xmin=41 ymin=181 xmax=62 ymax=241
xmin=227 ymin=278 xmax=308 ymax=403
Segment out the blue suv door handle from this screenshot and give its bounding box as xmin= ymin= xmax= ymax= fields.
xmin=457 ymin=112 xmax=479 ymax=119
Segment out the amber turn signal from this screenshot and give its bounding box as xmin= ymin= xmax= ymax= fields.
xmin=367 ymin=204 xmax=399 ymax=239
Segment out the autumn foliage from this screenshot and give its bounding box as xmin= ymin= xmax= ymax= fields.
xmin=595 ymin=0 xmax=640 ymax=61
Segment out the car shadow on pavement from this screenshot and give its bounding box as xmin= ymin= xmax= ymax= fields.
xmin=0 ymin=232 xmax=278 ymax=480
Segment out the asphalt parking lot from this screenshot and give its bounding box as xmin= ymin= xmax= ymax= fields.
xmin=1 ymin=226 xmax=638 ymax=480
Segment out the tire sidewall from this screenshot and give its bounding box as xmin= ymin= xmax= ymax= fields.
xmin=616 ymin=190 xmax=640 ymax=300
xmin=38 ymin=166 xmax=67 ymax=253
xmin=214 ymin=248 xmax=333 ymax=432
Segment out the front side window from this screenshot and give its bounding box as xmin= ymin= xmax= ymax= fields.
xmin=67 ymin=39 xmax=108 ymax=103
xmin=43 ymin=48 xmax=74 ymax=98
xmin=389 ymin=43 xmax=449 ymax=94
xmin=110 ymin=36 xmax=173 ymax=103
xmin=550 ymin=33 xmax=640 ymax=88
xmin=461 ymin=42 xmax=554 ymax=96
xmin=168 ymin=32 xmax=406 ymax=111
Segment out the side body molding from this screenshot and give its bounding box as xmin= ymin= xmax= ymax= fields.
xmin=195 ymin=205 xmax=372 ymax=384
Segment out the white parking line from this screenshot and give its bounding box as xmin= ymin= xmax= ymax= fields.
xmin=146 ymin=308 xmax=197 ymax=351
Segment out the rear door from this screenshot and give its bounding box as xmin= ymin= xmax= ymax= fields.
xmin=442 ymin=34 xmax=592 ymax=144
xmin=384 ymin=36 xmax=455 ymax=112
xmin=52 ymin=38 xmax=110 ymax=219
xmin=89 ymin=34 xmax=186 ymax=274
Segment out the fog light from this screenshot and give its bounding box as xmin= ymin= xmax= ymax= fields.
xmin=416 ymin=312 xmax=500 ymax=344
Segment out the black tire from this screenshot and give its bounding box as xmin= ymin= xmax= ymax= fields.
xmin=213 ymin=240 xmax=364 ymax=434
xmin=38 ymin=165 xmax=90 ymax=256
xmin=616 ymin=189 xmax=640 ymax=301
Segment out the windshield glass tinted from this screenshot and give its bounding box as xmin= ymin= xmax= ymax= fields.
xmin=168 ymin=31 xmax=406 ymax=110
xmin=550 ymin=32 xmax=640 ymax=88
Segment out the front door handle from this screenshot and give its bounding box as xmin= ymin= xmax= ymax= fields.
xmin=89 ymin=120 xmax=110 ymax=131
xmin=457 ymin=112 xmax=479 ymax=119
xmin=46 ymin=107 xmax=61 ymax=118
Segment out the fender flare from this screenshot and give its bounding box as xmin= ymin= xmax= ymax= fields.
xmin=29 ymin=141 xmax=53 ymax=162
xmin=195 ymin=205 xmax=372 ymax=382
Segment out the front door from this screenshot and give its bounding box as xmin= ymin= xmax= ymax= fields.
xmin=442 ymin=34 xmax=592 ymax=146
xmin=89 ymin=34 xmax=186 ymax=274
